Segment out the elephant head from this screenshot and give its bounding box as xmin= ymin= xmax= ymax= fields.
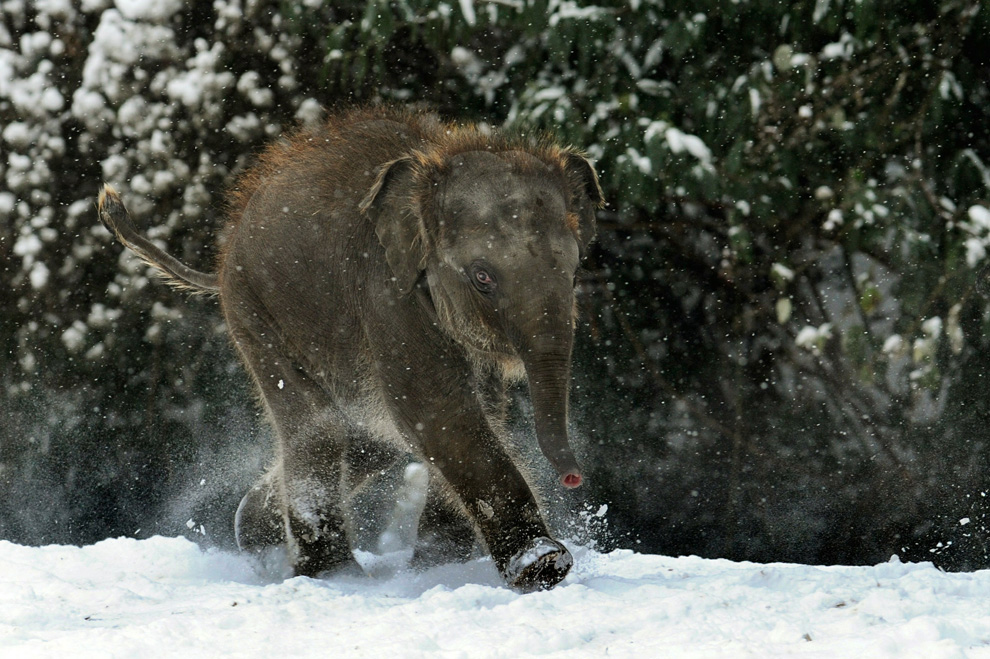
xmin=360 ymin=142 xmax=603 ymax=489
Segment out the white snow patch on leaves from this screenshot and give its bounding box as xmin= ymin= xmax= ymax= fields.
xmin=643 ymin=120 xmax=713 ymax=167
xmin=28 ymin=261 xmax=50 ymax=289
xmin=960 ymin=206 xmax=990 ymax=266
xmin=965 ymin=238 xmax=986 ymax=268
xmin=663 ymin=127 xmax=711 ymax=164
xmin=114 ymin=0 xmax=183 ymax=22
xmin=821 ymin=32 xmax=857 ymax=60
xmin=90 ymin=10 xmax=178 ymax=67
xmin=969 ymin=205 xmax=990 ymax=230
xmin=795 ymin=323 xmax=832 ymax=355
xmin=165 ymin=42 xmax=234 ymax=114
xmin=771 ymin=263 xmax=795 ymax=282
xmin=61 ymin=320 xmax=88 ymax=352
xmin=883 ymin=334 xmax=905 ymax=356
xmin=624 ymin=147 xmax=653 ymax=175
xmin=13 ymin=233 xmax=43 ymax=259
xmin=0 ymin=192 xmax=14 ymax=216
xmin=2 ymin=121 xmax=32 ymax=148
xmin=749 ymin=87 xmax=761 ymax=117
xmin=457 ymin=0 xmax=476 ymax=26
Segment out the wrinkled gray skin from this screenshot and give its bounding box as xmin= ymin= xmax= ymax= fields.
xmin=97 ymin=107 xmax=602 ymax=591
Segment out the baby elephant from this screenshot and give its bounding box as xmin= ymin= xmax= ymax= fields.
xmin=97 ymin=106 xmax=602 ymax=591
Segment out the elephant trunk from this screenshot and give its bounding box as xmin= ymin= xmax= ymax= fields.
xmin=521 ymin=337 xmax=583 ymax=489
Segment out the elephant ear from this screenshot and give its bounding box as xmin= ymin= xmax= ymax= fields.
xmin=359 ymin=157 xmax=429 ymax=294
xmin=561 ymin=150 xmax=604 ymax=255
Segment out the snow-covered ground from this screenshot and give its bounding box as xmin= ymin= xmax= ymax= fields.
xmin=2 ymin=536 xmax=989 ymax=657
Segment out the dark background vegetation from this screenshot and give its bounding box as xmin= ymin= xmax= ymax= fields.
xmin=2 ymin=0 xmax=989 ymax=569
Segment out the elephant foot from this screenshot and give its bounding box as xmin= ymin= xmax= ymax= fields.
xmin=504 ymin=537 xmax=573 ymax=592
xmin=292 ymin=547 xmax=362 ymax=579
xmin=235 ymin=480 xmax=285 ymax=551
xmin=305 ymin=557 xmax=365 ymax=580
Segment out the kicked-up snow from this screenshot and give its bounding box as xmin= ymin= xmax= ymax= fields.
xmin=1 ymin=536 xmax=988 ymax=657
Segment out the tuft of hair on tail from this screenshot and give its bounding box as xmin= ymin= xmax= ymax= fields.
xmin=96 ymin=183 xmax=221 ymax=295
xmin=97 ymin=184 xmax=129 ymax=237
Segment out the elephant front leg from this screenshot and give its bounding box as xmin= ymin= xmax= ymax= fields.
xmin=462 ymin=476 xmax=573 ymax=593
xmin=410 ymin=413 xmax=573 ymax=591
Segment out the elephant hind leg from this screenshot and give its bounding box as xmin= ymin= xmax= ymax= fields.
xmin=282 ymin=466 xmax=356 ymax=577
xmin=231 ymin=327 xmax=358 ymax=577
xmin=234 ymin=455 xmax=356 ymax=578
xmin=235 ymin=470 xmax=284 ymax=551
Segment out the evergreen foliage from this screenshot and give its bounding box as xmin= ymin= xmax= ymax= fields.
xmin=1 ymin=0 xmax=987 ymax=568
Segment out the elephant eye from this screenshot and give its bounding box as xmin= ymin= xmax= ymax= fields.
xmin=471 ymin=266 xmax=497 ymax=294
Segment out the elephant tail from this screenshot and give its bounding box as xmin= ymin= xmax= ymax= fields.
xmin=97 ymin=183 xmax=220 ymax=294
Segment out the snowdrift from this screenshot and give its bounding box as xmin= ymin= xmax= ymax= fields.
xmin=2 ymin=536 xmax=988 ymax=657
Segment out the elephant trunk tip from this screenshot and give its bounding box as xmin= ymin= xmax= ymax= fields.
xmin=560 ymin=471 xmax=583 ymax=489
xmin=538 ymin=438 xmax=583 ymax=489
xmin=534 ymin=423 xmax=583 ymax=489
